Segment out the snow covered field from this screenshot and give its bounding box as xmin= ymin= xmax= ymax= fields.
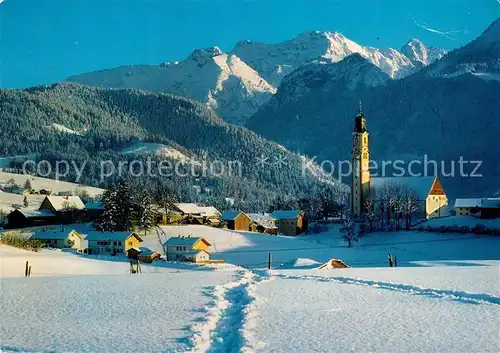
xmin=147 ymin=225 xmax=500 ymax=268
xmin=0 ymin=171 xmax=104 ymax=197
xmin=1 ymin=225 xmax=499 ymax=352
xmin=0 ymin=270 xmax=238 ymax=352
xmin=248 ymin=266 xmax=500 ymax=353
xmin=421 ymin=215 xmax=500 ymax=229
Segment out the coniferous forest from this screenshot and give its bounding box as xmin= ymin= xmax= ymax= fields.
xmin=0 ymin=83 xmax=345 ymax=211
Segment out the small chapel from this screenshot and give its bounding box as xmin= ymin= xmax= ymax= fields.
xmin=350 ymin=103 xmax=448 ymax=220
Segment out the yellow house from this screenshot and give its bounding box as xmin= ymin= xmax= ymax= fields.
xmin=164 ymin=236 xmax=211 ymax=261
xmin=81 ymin=231 xmax=143 ymax=255
xmin=31 ymin=228 xmax=84 ymax=249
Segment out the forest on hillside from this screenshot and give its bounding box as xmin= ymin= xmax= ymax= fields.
xmin=0 ymin=84 xmax=344 ymax=211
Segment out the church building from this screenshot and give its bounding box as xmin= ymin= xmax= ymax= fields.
xmin=349 ymin=104 xmax=448 ymax=220
xmin=350 ymin=102 xmax=371 ymax=218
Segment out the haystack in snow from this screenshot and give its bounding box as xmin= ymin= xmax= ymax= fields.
xmin=318 ymin=259 xmax=349 ymax=269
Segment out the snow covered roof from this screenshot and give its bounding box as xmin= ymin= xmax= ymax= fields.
xmin=453 ymin=198 xmax=500 ymax=209
xmin=42 ymin=196 xmax=85 ymax=211
xmin=165 ymin=236 xmax=211 ymax=247
xmin=247 ymin=213 xmax=278 ymax=229
xmin=174 ymin=203 xmax=201 ymax=214
xmin=221 ymin=210 xmax=244 ymax=221
xmin=15 ymin=209 xmax=56 ymax=218
xmin=198 ymin=206 xmax=221 ymax=217
xmin=32 ymin=229 xmax=81 ymax=240
xmin=129 ymin=247 xmax=156 ymax=255
xmin=454 ymin=198 xmax=483 ymax=208
xmin=270 ymin=210 xmax=303 ymax=220
xmin=247 ymin=213 xmax=276 ymax=221
xmin=370 ymin=177 xmax=436 ymax=200
xmin=83 ymin=231 xmax=143 ymax=242
xmin=480 ymin=198 xmax=500 ymax=208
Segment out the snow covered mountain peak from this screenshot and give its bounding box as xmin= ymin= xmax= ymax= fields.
xmin=190 ymin=46 xmax=224 ymax=62
xmin=401 ymin=38 xmax=447 ymax=67
xmin=475 ymin=18 xmax=500 ymax=47
xmin=278 ymin=53 xmax=390 ymax=101
xmin=68 ymin=29 xmax=449 ymax=125
xmin=231 ymin=29 xmax=438 ymax=83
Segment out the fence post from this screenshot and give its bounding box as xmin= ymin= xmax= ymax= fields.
xmin=268 ymin=252 xmax=272 ymax=270
xmin=25 ymin=261 xmax=29 ymax=277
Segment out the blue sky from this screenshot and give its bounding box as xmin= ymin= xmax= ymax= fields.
xmin=0 ymin=0 xmax=498 ymax=88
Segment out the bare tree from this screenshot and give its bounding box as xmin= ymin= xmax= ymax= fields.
xmin=377 ymin=182 xmax=402 ymax=231
xmin=376 ymin=182 xmax=419 ymax=231
xmin=340 ymin=214 xmax=358 ymax=248
xmin=399 ymin=185 xmax=419 ymax=230
xmin=363 ymin=197 xmax=375 ymax=232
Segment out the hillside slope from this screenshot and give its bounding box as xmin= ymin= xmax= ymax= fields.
xmin=0 ymin=84 xmax=338 ymax=209
xmin=247 ymin=55 xmax=500 ymax=198
xmin=421 ymin=18 xmax=500 ymax=79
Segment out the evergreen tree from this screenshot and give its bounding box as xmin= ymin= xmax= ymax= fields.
xmin=97 ymin=187 xmax=119 ymax=231
xmin=138 ymin=193 xmax=156 ymax=235
xmin=115 ymin=180 xmax=134 ymax=231
xmin=154 ymin=184 xmax=179 ymax=224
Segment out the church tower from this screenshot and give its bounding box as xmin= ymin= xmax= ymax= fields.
xmin=351 ymin=102 xmax=371 ymax=218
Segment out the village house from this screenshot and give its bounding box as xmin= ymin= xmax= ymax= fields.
xmin=37 ymin=195 xmax=86 ymax=224
xmin=248 ymin=213 xmax=278 ymax=234
xmin=454 ymin=198 xmax=483 ymax=216
xmin=370 ymin=176 xmax=448 ymax=219
xmin=31 ymin=228 xmax=84 ymax=249
xmin=7 ymin=209 xmax=57 ymax=229
xmin=477 ymin=198 xmax=500 ymax=219
xmin=164 ymin=236 xmax=211 ymax=263
xmin=158 ymin=203 xmax=220 ymax=225
xmin=221 ymin=211 xmax=251 ymax=231
xmin=183 ymin=249 xmax=210 ymax=263
xmin=80 ymin=231 xmax=143 ymax=255
xmin=198 ymin=206 xmax=221 ymax=219
xmin=270 ymin=210 xmax=308 ymax=236
xmin=39 ymin=195 xmax=86 ymax=213
xmin=127 ymin=247 xmax=161 ymax=263
xmin=172 ymin=203 xmax=202 ymax=221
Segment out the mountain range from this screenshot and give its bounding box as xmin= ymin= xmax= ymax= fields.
xmin=247 ymin=19 xmax=500 ymax=199
xmin=5 ymin=18 xmax=499 ymax=202
xmin=67 ymin=31 xmax=447 ymax=125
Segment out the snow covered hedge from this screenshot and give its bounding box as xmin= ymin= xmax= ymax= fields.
xmin=0 ymin=234 xmax=44 ymax=252
xmin=416 ymin=224 xmax=500 ymax=236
